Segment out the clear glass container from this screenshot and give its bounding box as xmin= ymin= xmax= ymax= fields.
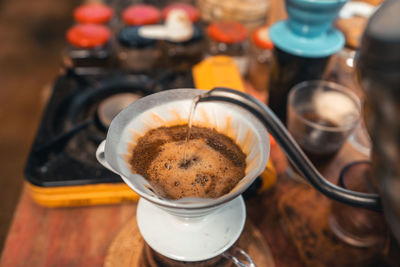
xmin=65 ymin=24 xmax=114 ymax=76
xmin=161 ymin=24 xmax=205 ymax=71
xmin=196 ymin=0 xmax=270 ymax=31
xmin=329 ymin=161 xmax=386 ymax=248
xmin=206 ymin=21 xmax=249 ymax=76
xmin=324 ymin=48 xmax=362 ymax=97
xmin=323 ymin=47 xmax=372 ymax=156
xmin=117 ymin=26 xmax=160 ymax=73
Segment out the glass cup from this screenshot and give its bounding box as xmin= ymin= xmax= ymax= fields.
xmin=328 ymin=161 xmax=387 ymax=248
xmin=323 ymin=48 xmax=372 ymax=157
xmin=286 ymin=80 xmax=362 ymax=177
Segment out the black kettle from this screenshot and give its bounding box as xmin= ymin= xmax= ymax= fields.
xmin=356 ymin=0 xmax=400 ymax=243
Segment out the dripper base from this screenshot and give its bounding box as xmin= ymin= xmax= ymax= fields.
xmin=136 ymin=196 xmax=246 ymax=262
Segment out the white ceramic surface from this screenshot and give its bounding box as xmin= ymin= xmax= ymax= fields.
xmin=137 ymin=196 xmax=246 ymax=262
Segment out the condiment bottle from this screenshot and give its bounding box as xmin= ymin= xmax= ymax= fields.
xmin=161 ymin=24 xmax=204 ymax=71
xmin=248 ymin=26 xmax=274 ymax=94
xmin=117 ymin=5 xmax=161 ymax=73
xmin=73 ymin=3 xmax=114 ymax=25
xmin=206 ymin=21 xmax=249 ymax=76
xmin=267 ymin=0 xmax=347 ymax=124
xmin=65 ymin=24 xmax=113 ymax=76
xmin=118 ymin=27 xmax=160 ymax=73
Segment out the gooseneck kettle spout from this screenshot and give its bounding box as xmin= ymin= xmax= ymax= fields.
xmin=198 ymin=87 xmax=381 ymax=210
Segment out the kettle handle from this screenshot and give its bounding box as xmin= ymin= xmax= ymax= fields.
xmin=197 ymin=87 xmax=381 ymax=211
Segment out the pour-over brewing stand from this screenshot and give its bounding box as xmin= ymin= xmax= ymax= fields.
xmin=96 ymin=89 xmax=270 ymax=264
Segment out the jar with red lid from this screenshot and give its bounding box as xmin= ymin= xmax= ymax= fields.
xmin=65 ymin=24 xmax=114 ymax=75
xmin=73 ymin=3 xmax=114 ymax=25
xmin=206 ymin=21 xmax=249 ymax=76
xmin=248 ymin=26 xmax=274 ymax=94
xmin=117 ymin=4 xmax=162 ymax=72
xmin=121 ymin=4 xmax=161 ymax=26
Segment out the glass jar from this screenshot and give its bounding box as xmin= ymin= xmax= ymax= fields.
xmin=206 ymin=21 xmax=249 ymax=76
xmin=248 ymin=26 xmax=273 ymax=95
xmin=73 ymin=3 xmax=114 ymax=25
xmin=324 ymin=48 xmax=361 ymax=97
xmin=117 ymin=26 xmax=160 ymax=73
xmin=161 ymin=24 xmax=205 ymax=71
xmin=65 ymin=24 xmax=114 ymax=76
xmin=196 ymin=0 xmax=270 ymax=31
xmin=117 ymin=5 xmax=162 ymax=73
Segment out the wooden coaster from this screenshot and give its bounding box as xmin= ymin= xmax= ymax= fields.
xmin=104 ymin=214 xmax=275 ymax=267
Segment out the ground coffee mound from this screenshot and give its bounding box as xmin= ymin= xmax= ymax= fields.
xmin=130 ymin=125 xmax=246 ymax=199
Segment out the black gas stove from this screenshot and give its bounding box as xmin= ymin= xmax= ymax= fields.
xmin=25 ymin=69 xmax=194 ymax=189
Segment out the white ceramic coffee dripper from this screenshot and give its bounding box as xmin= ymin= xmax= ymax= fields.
xmin=96 ymin=89 xmax=270 ymax=264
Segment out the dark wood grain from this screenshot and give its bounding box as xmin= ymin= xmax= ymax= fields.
xmin=0 ymin=187 xmax=136 ymax=267
xmin=0 ymin=140 xmax=369 ymax=267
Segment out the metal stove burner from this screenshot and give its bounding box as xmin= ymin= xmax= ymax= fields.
xmin=97 ymin=93 xmax=142 ymax=129
xmin=25 ymin=70 xmax=194 ymax=187
xmin=63 ymin=80 xmax=149 ymax=167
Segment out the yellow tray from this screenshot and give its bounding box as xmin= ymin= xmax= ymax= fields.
xmin=27 ymin=159 xmax=275 ymax=208
xmin=27 ymin=182 xmax=139 ymax=207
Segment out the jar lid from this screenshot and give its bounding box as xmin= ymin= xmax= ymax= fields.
xmin=118 ymin=26 xmax=156 ymax=48
xmin=207 ymin=21 xmax=248 ymax=44
xmin=166 ymin=24 xmax=203 ymax=44
xmin=162 ymin=3 xmax=199 ymax=23
xmin=269 ymin=0 xmax=346 ymax=57
xmin=66 ymin=24 xmax=111 ymax=48
xmin=73 ymin=3 xmax=113 ymax=24
xmin=122 ymin=4 xmax=161 ymax=26
xmin=252 ymin=26 xmax=273 ymax=50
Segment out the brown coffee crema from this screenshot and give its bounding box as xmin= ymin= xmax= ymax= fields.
xmin=129 ymin=125 xmax=247 ymax=199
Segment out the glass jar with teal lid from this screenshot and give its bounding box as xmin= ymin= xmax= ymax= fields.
xmin=267 ymin=0 xmax=347 ymax=124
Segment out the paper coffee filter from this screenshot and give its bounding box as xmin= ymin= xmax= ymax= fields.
xmin=104 ymin=89 xmax=269 ymax=207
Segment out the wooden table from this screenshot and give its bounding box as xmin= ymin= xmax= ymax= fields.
xmin=0 ymin=140 xmax=370 ymax=267
xmin=2 ymin=0 xmax=386 ymax=265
